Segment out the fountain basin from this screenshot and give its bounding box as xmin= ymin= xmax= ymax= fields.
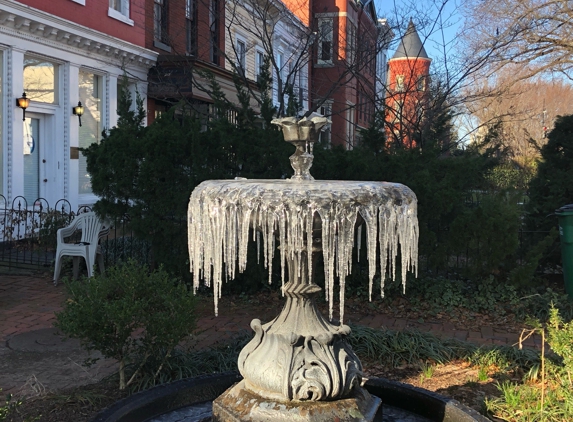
xmin=92 ymin=372 xmax=491 ymax=422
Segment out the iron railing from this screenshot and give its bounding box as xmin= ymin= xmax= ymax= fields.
xmin=0 ymin=195 xmax=551 ymax=279
xmin=0 ymin=195 xmax=151 ymax=272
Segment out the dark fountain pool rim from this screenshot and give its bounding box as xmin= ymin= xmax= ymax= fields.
xmin=91 ymin=372 xmax=491 ymax=422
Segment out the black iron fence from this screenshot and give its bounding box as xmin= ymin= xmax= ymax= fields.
xmin=0 ymin=195 xmax=151 ymax=273
xmin=0 ymin=195 xmax=552 ymax=279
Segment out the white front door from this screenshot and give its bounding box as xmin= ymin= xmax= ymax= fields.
xmin=22 ymin=114 xmax=57 ymax=206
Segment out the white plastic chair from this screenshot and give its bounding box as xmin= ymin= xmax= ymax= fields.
xmin=53 ymin=212 xmax=110 ymax=285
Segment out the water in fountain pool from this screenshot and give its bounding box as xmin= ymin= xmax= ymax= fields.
xmin=148 ymin=401 xmax=432 ymax=422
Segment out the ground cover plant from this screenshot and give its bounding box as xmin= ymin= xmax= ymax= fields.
xmin=485 ymin=306 xmax=573 ymax=421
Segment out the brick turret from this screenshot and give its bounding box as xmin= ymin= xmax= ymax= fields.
xmin=385 ymin=20 xmax=431 ymax=148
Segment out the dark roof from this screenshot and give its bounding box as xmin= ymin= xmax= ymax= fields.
xmin=391 ymin=20 xmax=429 ymax=60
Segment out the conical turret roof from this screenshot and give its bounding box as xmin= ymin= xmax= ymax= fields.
xmin=391 ymin=20 xmax=429 ymax=60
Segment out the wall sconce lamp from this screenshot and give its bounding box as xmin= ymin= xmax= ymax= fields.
xmin=73 ymin=101 xmax=84 ymax=127
xmin=16 ymin=93 xmax=30 ymax=121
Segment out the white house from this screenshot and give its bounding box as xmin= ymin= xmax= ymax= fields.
xmin=0 ymin=0 xmax=157 ymax=212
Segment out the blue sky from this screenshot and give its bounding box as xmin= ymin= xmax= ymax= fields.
xmin=375 ymin=0 xmax=464 ymax=62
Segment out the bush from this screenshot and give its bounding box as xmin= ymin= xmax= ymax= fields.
xmin=527 ymin=114 xmax=573 ymax=231
xmin=313 ymin=141 xmax=520 ymax=281
xmin=55 ymin=260 xmax=197 ymax=390
xmin=83 ymin=77 xmax=290 ymax=280
xmin=547 ymin=306 xmax=573 ymax=377
xmin=526 ymin=114 xmax=573 ymax=266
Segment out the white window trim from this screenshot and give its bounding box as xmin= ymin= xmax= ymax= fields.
xmin=108 ymin=0 xmax=134 ymax=26
xmin=71 ymin=0 xmax=86 ymax=5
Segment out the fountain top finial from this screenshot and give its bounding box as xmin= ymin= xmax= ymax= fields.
xmin=272 ymin=116 xmax=331 ymax=181
xmin=271 ymin=116 xmax=330 ymax=143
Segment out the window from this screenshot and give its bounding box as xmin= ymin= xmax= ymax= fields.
xmin=154 ymin=0 xmax=168 ymax=44
xmin=376 ymin=51 xmax=386 ymax=79
xmin=236 ymin=39 xmax=246 ymax=75
xmin=78 ymin=71 xmax=103 ymax=196
xmin=23 ymin=117 xmax=40 ymax=204
xmin=276 ymin=51 xmax=284 ymax=94
xmin=256 ymin=50 xmax=265 ymax=81
xmin=346 ymin=22 xmax=356 ymax=64
xmin=110 ymin=0 xmax=128 ymax=14
xmin=346 ymin=106 xmax=355 ymax=150
xmin=23 ymin=56 xmax=59 ymax=104
xmin=209 ymin=0 xmax=220 ymax=64
xmin=186 ymin=0 xmax=197 ymax=54
xmin=317 ymin=18 xmax=333 ymax=64
xmin=417 ymin=75 xmax=426 ymax=91
xmin=369 ymin=42 xmax=375 ymax=74
xmin=396 ymin=74 xmax=405 ymax=92
xmin=318 ymin=100 xmax=332 ymax=146
xmin=392 ymin=99 xmax=404 ymax=123
xmin=108 ymin=0 xmax=132 ymax=24
xmin=298 ymin=71 xmax=305 ymax=106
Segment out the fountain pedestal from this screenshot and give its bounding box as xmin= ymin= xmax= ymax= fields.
xmin=213 ymin=255 xmax=381 ymax=421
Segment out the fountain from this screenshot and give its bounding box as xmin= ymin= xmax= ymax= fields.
xmin=92 ymin=117 xmax=489 ymax=422
xmin=187 ymin=116 xmax=418 ymax=421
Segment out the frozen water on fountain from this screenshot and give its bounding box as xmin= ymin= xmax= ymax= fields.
xmin=188 ymin=179 xmax=418 ymax=322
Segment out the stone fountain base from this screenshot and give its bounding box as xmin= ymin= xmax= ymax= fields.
xmin=213 ymin=380 xmax=381 ymax=422
xmin=92 ymin=372 xmax=491 ymax=422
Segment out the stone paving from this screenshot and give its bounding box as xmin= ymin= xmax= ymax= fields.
xmin=0 ymin=272 xmax=543 ymax=397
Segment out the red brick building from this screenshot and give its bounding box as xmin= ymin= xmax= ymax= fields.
xmin=144 ymin=0 xmax=310 ymax=124
xmin=385 ymin=20 xmax=431 ymax=148
xmin=144 ymin=0 xmax=234 ymax=123
xmin=282 ymin=0 xmax=383 ymax=148
xmin=20 ymin=0 xmax=147 ymax=45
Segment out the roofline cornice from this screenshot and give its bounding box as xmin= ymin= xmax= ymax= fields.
xmin=0 ymin=0 xmax=157 ymax=68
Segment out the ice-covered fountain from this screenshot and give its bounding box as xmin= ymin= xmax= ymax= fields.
xmin=187 ymin=116 xmax=418 ymax=421
xmin=93 ymin=117 xmax=490 ymax=422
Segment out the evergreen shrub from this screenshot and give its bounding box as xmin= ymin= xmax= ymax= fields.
xmin=526 ymin=114 xmax=573 ymax=267
xmin=55 ymin=260 xmax=197 ymax=390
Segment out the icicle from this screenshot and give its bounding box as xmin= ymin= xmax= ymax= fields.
xmin=306 ymin=209 xmax=314 ymax=285
xmin=357 ymin=224 xmax=362 ymax=263
xmin=256 ymin=230 xmax=260 ymax=265
xmin=187 ymin=180 xmax=418 ymax=318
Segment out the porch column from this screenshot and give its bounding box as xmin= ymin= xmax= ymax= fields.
xmin=10 ymin=48 xmax=25 ymax=206
xmin=68 ymin=63 xmax=80 ymax=212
